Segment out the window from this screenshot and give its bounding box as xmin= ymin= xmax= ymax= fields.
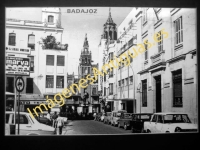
xmin=118 ymin=80 xmax=121 ymax=87
xmin=56 ymin=76 xmax=64 ymax=88
xmin=129 ymin=76 xmax=133 ymax=85
xmin=46 ymin=75 xmax=54 ymax=88
xmin=48 ymin=15 xmax=54 ymax=23
xmin=125 ymin=78 xmax=129 ymax=86
xmin=82 ymin=67 xmax=84 ymax=75
xmin=129 ymin=55 xmax=133 ymax=63
xmin=29 ymin=56 xmax=34 ymax=72
xmin=172 ymin=69 xmax=182 ymax=107
xmin=85 ymin=58 xmax=87 ymax=64
xmin=46 ymin=55 xmax=54 ymax=66
xmin=151 ymin=115 xmax=157 ymax=122
xmin=122 ymin=79 xmax=124 ymax=86
xmin=174 ymin=16 xmax=183 ymax=45
xmin=104 ymin=87 xmax=106 ymax=96
xmin=57 ymin=56 xmax=65 ymax=66
xmin=8 ymin=33 xmax=16 ymax=46
xmin=6 ymin=77 xmax=14 ymax=93
xmin=28 ymin=34 xmax=35 ymax=50
xmin=26 ymin=78 xmax=33 ymax=94
xmin=157 ymin=115 xmax=163 ymax=123
xmin=110 ymin=52 xmax=113 ymax=61
xmin=143 ymin=8 xmax=147 ymax=25
xmin=157 ymin=31 xmax=163 ymax=52
xmin=144 ymin=40 xmax=148 ymax=60
xmin=92 ymin=88 xmax=97 ymax=95
xmin=109 ymin=68 xmax=113 ymax=78
xmin=88 ymin=67 xmax=90 ymax=74
xmin=109 ymin=83 xmax=113 ymax=95
xmin=6 ymin=114 xmax=10 ymax=123
xmin=142 ymin=79 xmax=147 ymax=107
xmin=104 ymin=72 xmax=106 ymax=82
xmin=88 ymin=59 xmax=90 ymax=64
xmin=15 ymin=115 xmax=29 ymax=124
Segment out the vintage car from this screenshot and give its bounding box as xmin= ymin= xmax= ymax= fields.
xmin=117 ymin=113 xmax=133 ymax=130
xmin=104 ymin=112 xmax=112 ymax=124
xmin=130 ymin=113 xmax=153 ymax=133
xmin=110 ymin=110 xmax=127 ymax=127
xmin=143 ymin=112 xmax=198 ymax=133
xmin=5 ymin=111 xmax=55 ymax=135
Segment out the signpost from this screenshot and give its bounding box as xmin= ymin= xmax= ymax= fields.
xmin=15 ymin=77 xmax=24 ymax=135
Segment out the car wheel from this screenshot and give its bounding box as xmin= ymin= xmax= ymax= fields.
xmin=175 ymin=127 xmax=181 ymax=132
xmin=118 ymin=123 xmax=121 ymax=128
xmin=124 ymin=124 xmax=127 ymax=130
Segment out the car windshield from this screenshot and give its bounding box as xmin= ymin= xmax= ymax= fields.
xmin=163 ymin=114 xmax=191 ymax=123
xmin=138 ymin=115 xmax=151 ymax=120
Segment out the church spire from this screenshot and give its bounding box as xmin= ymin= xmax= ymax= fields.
xmin=83 ymin=33 xmax=89 ymax=48
xmin=106 ymin=7 xmax=113 ymax=23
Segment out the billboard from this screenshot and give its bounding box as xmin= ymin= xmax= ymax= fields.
xmin=5 ymin=46 xmax=31 ymax=55
xmin=6 ymin=57 xmax=30 ymax=76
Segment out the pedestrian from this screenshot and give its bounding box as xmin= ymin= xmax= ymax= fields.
xmin=52 ymin=112 xmax=58 ymax=128
xmin=56 ymin=113 xmax=64 ymax=135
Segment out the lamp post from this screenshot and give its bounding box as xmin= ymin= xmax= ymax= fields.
xmin=129 ymin=63 xmax=135 ymax=113
xmin=137 ymin=83 xmax=142 ymax=119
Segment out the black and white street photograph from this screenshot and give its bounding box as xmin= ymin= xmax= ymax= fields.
xmin=5 ymin=7 xmax=198 ymax=136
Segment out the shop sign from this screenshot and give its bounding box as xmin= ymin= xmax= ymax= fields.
xmin=6 ymin=46 xmax=31 ymax=55
xmin=6 ymin=57 xmax=30 ymax=76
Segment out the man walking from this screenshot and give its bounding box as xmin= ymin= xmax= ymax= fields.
xmin=52 ymin=112 xmax=58 ymax=128
xmin=56 ymin=113 xmax=64 ymax=135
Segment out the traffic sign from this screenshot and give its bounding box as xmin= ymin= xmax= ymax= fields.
xmin=15 ymin=77 xmax=24 ymax=92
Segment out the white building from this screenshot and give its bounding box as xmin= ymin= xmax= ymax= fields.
xmin=5 ymin=8 xmax=68 ymax=114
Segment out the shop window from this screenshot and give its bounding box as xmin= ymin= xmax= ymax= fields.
xmin=57 ymin=55 xmax=65 ymax=66
xmin=6 ymin=77 xmax=14 ymax=93
xmin=172 ymin=69 xmax=182 ymax=107
xmin=56 ymin=76 xmax=64 ymax=88
xmin=26 ymin=78 xmax=33 ymax=94
xmin=28 ymin=34 xmax=35 ymax=50
xmin=8 ymin=33 xmax=16 ymax=46
xmin=46 ymin=75 xmax=54 ymax=88
xmin=174 ymin=16 xmax=183 ymax=46
xmin=142 ymin=79 xmax=147 ymax=107
xmin=46 ymin=55 xmax=54 ymax=66
xmin=48 ymin=15 xmax=54 ymax=23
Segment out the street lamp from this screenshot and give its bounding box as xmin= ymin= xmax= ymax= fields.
xmin=129 ymin=63 xmax=135 ymax=113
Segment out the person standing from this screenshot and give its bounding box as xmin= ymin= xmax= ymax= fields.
xmin=56 ymin=113 xmax=64 ymax=135
xmin=52 ymin=112 xmax=58 ymax=128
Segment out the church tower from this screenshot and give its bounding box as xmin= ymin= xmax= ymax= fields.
xmin=42 ymin=7 xmax=61 ymax=28
xmin=101 ymin=8 xmax=117 ymax=42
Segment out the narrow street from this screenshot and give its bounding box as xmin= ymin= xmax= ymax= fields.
xmin=62 ymin=120 xmax=132 ymax=135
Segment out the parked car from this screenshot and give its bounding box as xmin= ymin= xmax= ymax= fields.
xmin=144 ymin=112 xmax=198 ymax=133
xmin=104 ymin=112 xmax=111 ymax=124
xmin=130 ymin=113 xmax=153 ymax=133
xmin=5 ymin=111 xmax=55 ymax=135
xmin=110 ymin=110 xmax=127 ymax=126
xmin=100 ymin=113 xmax=106 ymax=122
xmin=117 ymin=113 xmax=133 ymax=130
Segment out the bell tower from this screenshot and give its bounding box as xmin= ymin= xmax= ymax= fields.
xmin=101 ymin=8 xmax=117 ymax=42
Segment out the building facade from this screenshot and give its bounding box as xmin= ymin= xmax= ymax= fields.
xmin=116 ymin=8 xmax=197 ymax=123
xmin=6 ymin=8 xmax=68 ymax=114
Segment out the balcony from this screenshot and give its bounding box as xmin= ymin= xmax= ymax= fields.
xmin=42 ymin=43 xmax=68 ymax=51
xmin=150 ymin=50 xmax=165 ymax=65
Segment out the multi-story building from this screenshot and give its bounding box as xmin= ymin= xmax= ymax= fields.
xmin=77 ymin=34 xmax=100 ymax=115
xmin=98 ymin=9 xmax=118 ymax=112
xmin=117 ymin=8 xmax=197 ymax=123
xmin=5 ymin=8 xmax=68 ymax=114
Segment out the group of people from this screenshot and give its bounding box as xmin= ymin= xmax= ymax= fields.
xmin=47 ymin=112 xmax=65 ymax=135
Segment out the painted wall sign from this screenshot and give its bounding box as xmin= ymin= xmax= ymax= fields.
xmin=6 ymin=46 xmax=31 ymax=55
xmin=6 ymin=57 xmax=30 ymax=76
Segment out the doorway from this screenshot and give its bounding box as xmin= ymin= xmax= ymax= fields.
xmin=155 ymin=75 xmax=161 ymax=112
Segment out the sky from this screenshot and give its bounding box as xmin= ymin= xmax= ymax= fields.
xmin=6 ymin=7 xmax=133 ymax=74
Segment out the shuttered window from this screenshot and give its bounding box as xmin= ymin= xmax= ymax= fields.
xmin=46 ymin=55 xmax=54 ymax=66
